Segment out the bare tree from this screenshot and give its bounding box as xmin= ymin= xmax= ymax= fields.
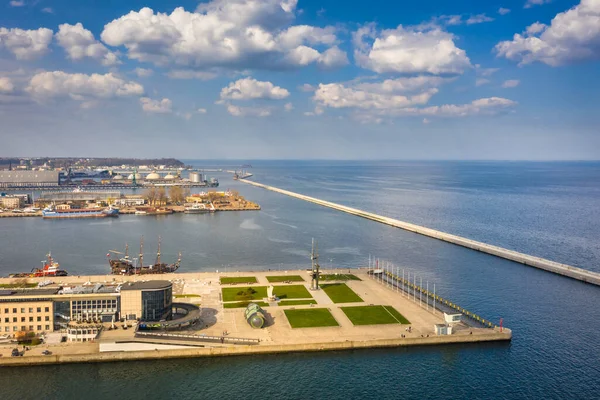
xmin=157 ymin=187 xmax=167 ymax=206
xmin=169 ymin=186 xmax=184 ymax=204
xmin=144 ymin=187 xmax=157 ymax=205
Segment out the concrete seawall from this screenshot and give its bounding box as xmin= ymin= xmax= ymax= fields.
xmin=240 ymin=180 xmax=600 ymax=286
xmin=0 ymin=332 xmax=511 ymax=367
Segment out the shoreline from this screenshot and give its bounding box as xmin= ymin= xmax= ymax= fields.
xmin=0 ymin=332 xmax=511 ymax=367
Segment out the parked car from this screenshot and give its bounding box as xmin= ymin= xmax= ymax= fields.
xmin=11 ymin=348 xmax=21 ymax=357
xmin=42 ymin=350 xmax=52 ymax=355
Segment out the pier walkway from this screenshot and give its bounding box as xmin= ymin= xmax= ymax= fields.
xmin=240 ymin=180 xmax=600 ymax=287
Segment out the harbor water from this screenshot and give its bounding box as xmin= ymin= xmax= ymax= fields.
xmin=1 ymin=161 xmax=599 ymax=399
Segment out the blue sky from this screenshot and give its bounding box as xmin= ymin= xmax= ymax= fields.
xmin=0 ymin=0 xmax=598 ymax=159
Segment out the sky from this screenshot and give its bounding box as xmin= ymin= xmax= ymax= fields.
xmin=0 ymin=0 xmax=599 ymax=160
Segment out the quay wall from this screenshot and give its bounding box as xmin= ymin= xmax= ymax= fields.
xmin=240 ymin=180 xmax=600 ymax=287
xmin=0 ymin=331 xmax=511 ymax=367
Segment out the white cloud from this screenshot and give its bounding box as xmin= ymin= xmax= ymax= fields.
xmin=56 ymin=23 xmax=119 ymax=66
xmin=304 ymin=106 xmax=324 ymax=116
xmin=166 ymin=70 xmax=217 ymax=80
xmin=41 ymin=7 xmax=53 ymax=14
xmin=227 ymin=104 xmax=271 ymax=117
xmin=9 ymin=1 xmax=25 ymax=7
xmin=393 ymin=97 xmax=517 ymax=117
xmin=220 ymin=77 xmax=289 ymax=100
xmin=526 ymin=22 xmax=547 ymax=35
xmin=354 ymin=76 xmax=451 ymax=94
xmin=0 ymin=77 xmax=14 ymax=93
xmin=313 ymin=82 xmax=438 ymax=111
xmin=498 ymin=8 xmax=511 ymax=15
xmin=524 ymin=0 xmax=551 ymax=9
xmin=465 ymin=14 xmax=495 ymax=25
xmin=354 ymin=25 xmax=471 ymax=75
xmin=0 ymin=27 xmax=53 ymax=60
xmin=140 ymin=97 xmax=172 ymax=113
xmin=502 ymin=79 xmax=520 ymax=88
xmin=26 ymin=71 xmax=144 ymax=100
xmin=476 ymin=78 xmax=491 ymax=86
xmin=284 ymin=102 xmax=293 ymax=111
xmin=100 ymin=2 xmax=345 ymax=72
xmin=476 ymin=65 xmax=500 ymax=77
xmin=197 ymin=108 xmax=207 ymax=114
xmin=496 ymin=0 xmax=600 ymax=66
xmin=317 ymin=46 xmax=349 ymax=68
xmin=134 ymin=67 xmax=153 ymax=78
xmin=298 ymin=83 xmax=316 ymax=92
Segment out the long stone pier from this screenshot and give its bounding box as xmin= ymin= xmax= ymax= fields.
xmin=240 ymin=180 xmax=600 ymax=286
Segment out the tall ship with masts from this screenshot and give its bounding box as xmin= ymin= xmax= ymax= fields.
xmin=107 ymin=237 xmax=181 ymax=275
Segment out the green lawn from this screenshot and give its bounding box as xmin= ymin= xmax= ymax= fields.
xmin=341 ymin=305 xmax=411 ymax=325
xmin=284 ymin=308 xmax=339 ymax=328
xmin=221 ymin=286 xmax=267 ymax=302
xmin=319 ymin=274 xmax=362 ymax=281
xmin=174 ymin=294 xmax=201 ymax=298
xmin=278 ymin=300 xmax=318 ymax=306
xmin=0 ymin=283 xmax=38 ymax=288
xmin=321 ymin=283 xmax=363 ymax=303
xmin=266 ymin=275 xmax=305 ymax=282
xmin=223 ymin=301 xmax=268 ymax=309
xmin=220 ymin=276 xmax=258 ymax=284
xmin=273 ymin=284 xmax=313 ymax=299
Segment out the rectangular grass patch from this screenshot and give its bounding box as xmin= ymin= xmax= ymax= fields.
xmin=319 ymin=274 xmax=361 ymax=281
xmin=273 ymin=284 xmax=313 ymax=300
xmin=278 ymin=300 xmax=317 ymax=306
xmin=321 ymin=283 xmax=363 ymax=303
xmin=266 ymin=275 xmax=305 ymax=282
xmin=220 ymin=276 xmax=258 ymax=284
xmin=284 ymin=308 xmax=339 ymax=328
xmin=341 ymin=305 xmax=410 ymax=325
xmin=223 ymin=301 xmax=269 ymax=309
xmin=174 ymin=294 xmax=201 ymax=298
xmin=222 ymin=286 xmax=267 ymax=302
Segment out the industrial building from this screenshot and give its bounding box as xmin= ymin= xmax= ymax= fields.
xmin=0 ymin=171 xmax=59 ymax=188
xmin=37 ymin=190 xmax=121 ymax=203
xmin=0 ymin=195 xmax=24 ymax=209
xmin=0 ymin=280 xmax=174 ymax=338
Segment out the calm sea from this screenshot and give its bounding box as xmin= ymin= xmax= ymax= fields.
xmin=1 ymin=161 xmax=599 ymax=399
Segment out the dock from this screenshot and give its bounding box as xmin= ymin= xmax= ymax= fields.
xmin=0 ymin=269 xmax=510 ymax=367
xmin=240 ymin=179 xmax=600 ymax=286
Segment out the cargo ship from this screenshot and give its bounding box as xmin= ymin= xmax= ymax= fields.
xmin=8 ymin=253 xmax=68 ymax=278
xmin=42 ymin=205 xmax=119 ymax=219
xmin=108 ymin=237 xmax=181 ymax=275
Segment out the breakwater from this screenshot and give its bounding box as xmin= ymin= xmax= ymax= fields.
xmin=240 ymin=180 xmax=600 ymax=286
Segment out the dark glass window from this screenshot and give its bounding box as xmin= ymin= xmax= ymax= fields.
xmin=141 ymin=288 xmax=172 ymax=321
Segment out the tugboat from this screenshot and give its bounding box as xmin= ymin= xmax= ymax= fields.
xmin=108 ymin=237 xmax=181 ymax=275
xmin=8 ymin=253 xmax=69 ymax=278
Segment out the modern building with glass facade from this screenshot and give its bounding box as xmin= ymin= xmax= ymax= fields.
xmin=0 ymin=280 xmax=174 ymax=337
xmin=120 ymin=281 xmax=173 ymax=322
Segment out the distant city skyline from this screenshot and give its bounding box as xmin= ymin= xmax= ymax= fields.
xmin=1 ymin=0 xmax=599 ymax=160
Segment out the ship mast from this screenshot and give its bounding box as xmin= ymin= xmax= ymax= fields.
xmin=156 ymin=236 xmax=161 ymax=266
xmin=125 ymin=243 xmax=129 ymax=260
xmin=138 ymin=236 xmax=144 ymax=274
xmin=310 ymin=238 xmax=320 ymax=290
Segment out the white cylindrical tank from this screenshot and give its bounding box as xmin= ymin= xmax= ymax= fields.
xmin=189 ymin=172 xmax=202 ymax=183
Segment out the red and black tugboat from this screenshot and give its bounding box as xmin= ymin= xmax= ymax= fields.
xmin=108 ymin=237 xmax=181 ymax=275
xmin=9 ymin=253 xmax=69 ymax=278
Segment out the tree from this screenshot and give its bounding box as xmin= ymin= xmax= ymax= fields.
xmin=169 ymin=186 xmax=184 ymax=204
xmin=144 ymin=187 xmax=157 ymax=205
xmin=157 ymin=187 xmax=167 ymax=206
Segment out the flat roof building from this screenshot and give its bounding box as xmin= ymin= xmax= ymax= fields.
xmin=0 ymin=171 xmax=59 ymax=188
xmin=121 ymin=281 xmax=173 ymax=322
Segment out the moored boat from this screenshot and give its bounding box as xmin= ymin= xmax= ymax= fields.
xmin=42 ymin=205 xmax=119 ymax=219
xmin=8 ymin=252 xmax=69 ymax=278
xmin=108 ymin=237 xmax=181 ymax=275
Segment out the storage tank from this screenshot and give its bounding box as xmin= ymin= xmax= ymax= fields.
xmin=189 ymin=172 xmax=202 ymax=183
xmin=244 ymin=303 xmax=266 ymax=329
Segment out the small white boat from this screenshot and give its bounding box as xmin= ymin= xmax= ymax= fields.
xmin=135 ymin=210 xmax=147 ymax=215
